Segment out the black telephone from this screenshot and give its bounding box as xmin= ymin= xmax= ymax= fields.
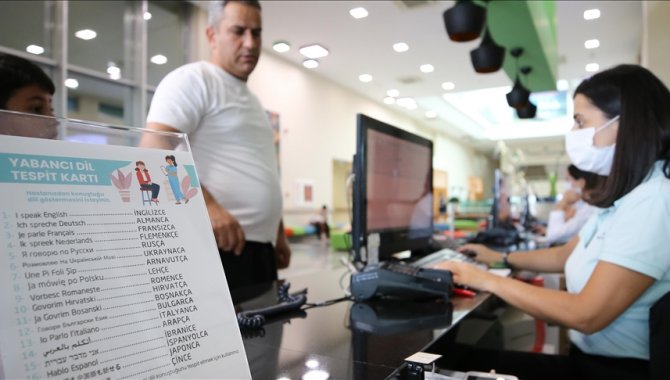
xmin=236 ymin=282 xmax=307 ymax=329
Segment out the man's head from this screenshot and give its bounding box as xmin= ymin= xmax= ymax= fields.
xmin=207 ymin=1 xmax=262 ymax=81
xmin=0 ymin=53 xmax=54 ymax=116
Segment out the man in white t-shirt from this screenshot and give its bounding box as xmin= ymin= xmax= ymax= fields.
xmin=144 ymin=0 xmax=290 ymax=290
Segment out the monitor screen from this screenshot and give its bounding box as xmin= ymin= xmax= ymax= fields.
xmin=352 ymin=114 xmax=433 ymax=264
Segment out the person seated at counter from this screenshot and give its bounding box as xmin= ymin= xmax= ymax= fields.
xmin=0 ymin=52 xmax=56 ymax=138
xmin=435 ymin=64 xmax=670 ymax=379
xmin=533 ymin=164 xmax=602 ymax=245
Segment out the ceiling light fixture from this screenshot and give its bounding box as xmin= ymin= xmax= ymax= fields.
xmin=506 ymin=48 xmax=530 ymax=108
xmin=299 ymin=44 xmax=329 ymax=59
xmin=392 ymin=42 xmax=409 ymax=53
xmin=507 ymin=76 xmax=530 ymax=109
xmin=272 ymin=41 xmax=291 ymax=53
xmin=585 ymin=63 xmax=599 ymax=72
xmin=584 ymin=39 xmax=600 ymax=49
xmin=516 ymin=66 xmax=536 ymax=119
xmin=470 ymin=25 xmax=505 ymax=73
xmin=386 ymin=89 xmax=399 ymax=97
xmin=383 ymin=96 xmax=396 ymax=105
xmin=517 ymin=101 xmax=537 ymax=119
xmin=144 ymin=11 xmax=152 ymax=20
xmin=273 ymin=41 xmax=291 ymax=53
xmin=349 ymin=7 xmax=368 ymax=19
xmin=358 ymin=74 xmax=372 ymax=83
xmin=26 ymin=44 xmax=44 ymax=55
xmin=441 ymin=81 xmax=455 ymax=91
xmin=397 ymin=97 xmax=417 ymax=110
xmin=425 ymin=110 xmax=437 ymax=119
xmin=583 ymin=9 xmax=601 ymax=20
xmin=420 ymin=64 xmax=434 ymax=73
xmin=106 ymin=62 xmax=121 ymax=80
xmin=64 ymin=78 xmax=79 ymax=89
xmin=443 ymin=0 xmax=486 ymax=42
xmin=303 ymin=59 xmax=319 ymax=69
xmin=150 ymin=54 xmax=168 ymax=65
xmin=75 ymin=29 xmax=97 ymax=40
xmin=556 ymin=79 xmax=569 ymax=91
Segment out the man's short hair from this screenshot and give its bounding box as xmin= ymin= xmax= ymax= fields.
xmin=0 ymin=53 xmax=55 ymax=109
xmin=208 ymin=0 xmax=261 ymax=28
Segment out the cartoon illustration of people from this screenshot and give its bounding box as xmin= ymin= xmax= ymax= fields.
xmin=161 ymin=155 xmax=187 ymax=204
xmin=135 ymin=161 xmax=160 ymax=203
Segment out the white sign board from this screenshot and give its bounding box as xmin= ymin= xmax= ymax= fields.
xmin=0 ymin=134 xmax=250 ymax=379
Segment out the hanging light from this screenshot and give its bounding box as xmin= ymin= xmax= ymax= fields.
xmin=517 ymin=101 xmax=537 ymax=119
xmin=443 ymin=0 xmax=486 ymax=42
xmin=506 ymin=76 xmax=530 ymax=108
xmin=470 ymin=26 xmax=505 ymax=73
xmin=505 ymin=48 xmax=530 ymax=107
xmin=516 ymin=66 xmax=536 ymax=119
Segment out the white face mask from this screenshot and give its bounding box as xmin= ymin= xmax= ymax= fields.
xmin=565 ymin=115 xmax=619 ymax=176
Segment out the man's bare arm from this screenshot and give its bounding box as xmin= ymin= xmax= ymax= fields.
xmin=139 ymin=122 xmax=182 ymax=150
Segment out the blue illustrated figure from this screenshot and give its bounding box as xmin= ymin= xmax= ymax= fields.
xmin=161 ymin=155 xmax=187 ymax=204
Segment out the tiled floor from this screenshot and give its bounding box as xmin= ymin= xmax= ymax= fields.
xmin=279 ymin=236 xmax=350 ymax=278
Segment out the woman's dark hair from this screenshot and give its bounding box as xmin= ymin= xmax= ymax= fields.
xmin=567 ymin=164 xmax=602 ymax=192
xmin=574 ymin=64 xmax=670 ymax=207
xmin=0 ymin=53 xmax=55 ymax=109
xmin=135 ymin=160 xmax=147 ymax=172
xmin=165 ymin=155 xmax=177 ymax=166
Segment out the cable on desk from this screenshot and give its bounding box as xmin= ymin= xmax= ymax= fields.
xmin=303 ymin=295 xmax=353 ymax=309
xmin=237 ymin=282 xmax=307 ymax=329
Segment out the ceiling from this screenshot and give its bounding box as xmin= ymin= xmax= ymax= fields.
xmin=2 ymin=0 xmax=640 ymax=168
xmin=256 ymin=0 xmax=643 ymax=164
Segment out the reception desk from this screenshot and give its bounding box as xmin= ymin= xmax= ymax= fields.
xmin=232 ymin=266 xmax=518 ymax=379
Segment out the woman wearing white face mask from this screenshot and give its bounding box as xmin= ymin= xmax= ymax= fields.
xmin=433 ymin=65 xmax=670 ymax=379
xmin=534 ymin=164 xmax=602 ymax=245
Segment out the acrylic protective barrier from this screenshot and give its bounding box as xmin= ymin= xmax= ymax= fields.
xmin=0 ymin=110 xmax=251 ymax=379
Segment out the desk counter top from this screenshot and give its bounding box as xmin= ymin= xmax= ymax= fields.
xmin=232 ymin=267 xmax=497 ymax=379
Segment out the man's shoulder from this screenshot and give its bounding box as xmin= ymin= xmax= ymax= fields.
xmin=165 ymin=61 xmax=210 ymax=79
xmin=166 ymin=61 xmax=240 ymax=88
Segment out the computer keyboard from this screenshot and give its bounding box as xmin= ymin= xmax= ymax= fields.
xmin=412 ymin=248 xmax=512 ymax=278
xmin=411 ymin=248 xmax=478 ymax=268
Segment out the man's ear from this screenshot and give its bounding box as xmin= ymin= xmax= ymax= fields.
xmin=205 ymin=26 xmax=216 ymax=46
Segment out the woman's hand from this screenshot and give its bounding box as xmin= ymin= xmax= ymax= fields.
xmin=432 ymin=261 xmax=499 ymax=292
xmin=532 ymin=224 xmax=547 ymax=236
xmin=457 ymin=243 xmax=502 ymax=265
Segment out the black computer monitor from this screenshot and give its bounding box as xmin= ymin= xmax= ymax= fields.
xmin=490 ymin=169 xmax=513 ymax=230
xmin=352 ymin=114 xmax=434 ymax=265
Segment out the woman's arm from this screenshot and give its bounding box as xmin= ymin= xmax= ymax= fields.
xmin=506 ymin=237 xmax=578 ymax=273
xmin=437 ymin=259 xmax=654 ymax=333
xmin=458 ymin=236 xmax=578 ymax=273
